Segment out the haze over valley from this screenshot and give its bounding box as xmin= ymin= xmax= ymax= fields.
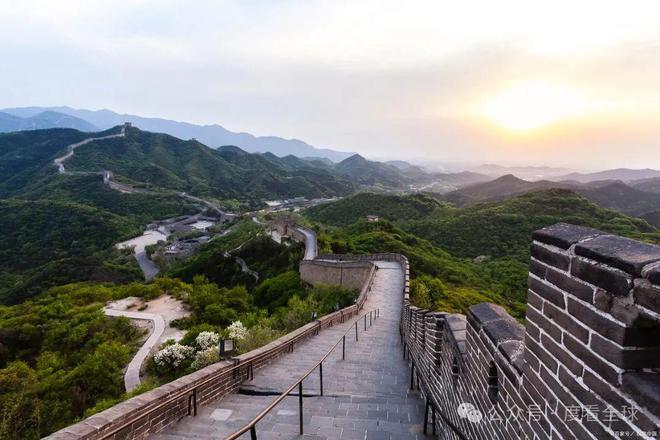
xmin=1 ymin=2 xmax=660 ymax=440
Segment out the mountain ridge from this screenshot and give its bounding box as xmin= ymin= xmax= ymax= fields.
xmin=1 ymin=106 xmax=355 ymax=162
xmin=0 ymin=110 xmax=98 ymax=132
xmin=440 ymin=174 xmax=660 ymax=227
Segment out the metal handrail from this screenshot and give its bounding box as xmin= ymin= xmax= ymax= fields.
xmin=96 ymin=306 xmax=362 ymax=439
xmin=225 ymin=307 xmax=381 ymax=440
xmin=95 ymin=259 xmax=380 ymax=440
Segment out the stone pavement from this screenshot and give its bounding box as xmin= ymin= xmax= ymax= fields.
xmin=150 ymin=261 xmax=431 ymax=440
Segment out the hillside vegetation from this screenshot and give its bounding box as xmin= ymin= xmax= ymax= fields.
xmin=304 ymin=189 xmax=660 ymax=318
xmin=437 ymin=174 xmax=660 ymax=228
xmin=64 ymin=127 xmax=354 ymax=203
xmin=0 ymin=176 xmax=195 ymax=303
xmin=305 ymin=192 xmax=444 ymax=227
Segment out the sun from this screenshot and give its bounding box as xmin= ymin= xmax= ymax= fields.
xmin=483 ymin=81 xmax=591 ymax=132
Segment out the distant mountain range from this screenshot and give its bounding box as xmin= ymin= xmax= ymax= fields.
xmin=440 ymin=174 xmax=660 ymax=228
xmin=1 ymin=106 xmax=355 ymax=162
xmin=0 ymin=110 xmax=98 ymax=132
xmin=0 ymin=124 xmax=489 ymax=203
xmin=473 ymin=164 xmax=575 ymax=180
xmin=552 ymin=168 xmax=660 ymax=183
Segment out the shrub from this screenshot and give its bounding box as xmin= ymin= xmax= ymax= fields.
xmin=195 ymin=331 xmax=219 ymax=351
xmin=226 ymin=321 xmax=248 ymax=341
xmin=153 ymin=343 xmax=194 ymax=374
xmin=237 ymin=325 xmax=282 ymax=354
xmin=190 ymin=347 xmax=219 ymax=370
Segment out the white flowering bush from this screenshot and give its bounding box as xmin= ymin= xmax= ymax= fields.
xmin=153 ymin=343 xmax=194 ymax=370
xmin=195 ymin=331 xmax=220 ymax=350
xmin=190 ymin=347 xmax=220 ymax=370
xmin=227 ymin=321 xmax=248 ymax=341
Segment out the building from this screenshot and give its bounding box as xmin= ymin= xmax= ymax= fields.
xmin=366 ymin=215 xmax=379 ymax=223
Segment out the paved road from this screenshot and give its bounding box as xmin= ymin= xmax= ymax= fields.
xmin=296 ymin=227 xmax=317 ymax=260
xmin=136 ymin=250 xmax=161 ymax=281
xmin=150 ymin=261 xmax=430 ymax=440
xmin=105 ymin=308 xmax=165 ymax=392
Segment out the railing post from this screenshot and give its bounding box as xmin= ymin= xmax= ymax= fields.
xmin=319 ymin=362 xmax=324 ymax=396
xmin=423 ymin=400 xmax=430 ymax=435
xmin=342 ymin=335 xmax=346 ymax=360
xmin=364 ymin=314 xmax=367 ymax=331
xmin=370 ymin=311 xmax=372 ymax=327
xmin=432 ymin=404 xmax=436 ymax=436
xmin=298 ymin=382 xmax=304 ymax=435
xmin=355 ymin=321 xmax=358 ymax=341
xmin=250 ymin=425 xmax=257 ymax=440
xmin=410 ymin=361 xmax=415 ymax=390
xmin=193 ymin=388 xmax=197 ymax=416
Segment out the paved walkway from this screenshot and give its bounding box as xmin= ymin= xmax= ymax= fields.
xmin=150 ymin=261 xmax=430 ymax=440
xmin=296 ymin=228 xmax=317 ymax=260
xmin=105 ymin=308 xmax=165 ymax=392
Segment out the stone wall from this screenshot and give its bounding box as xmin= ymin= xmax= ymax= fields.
xmin=46 ymin=222 xmax=660 ymax=440
xmin=45 ymin=228 xmax=374 ymax=440
xmin=402 ymin=223 xmax=660 ymax=440
xmin=300 ymin=260 xmax=375 ymax=291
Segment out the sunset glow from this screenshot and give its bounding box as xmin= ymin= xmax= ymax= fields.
xmin=2 ymin=1 xmax=660 ymax=167
xmin=482 ymin=82 xmax=593 ymax=133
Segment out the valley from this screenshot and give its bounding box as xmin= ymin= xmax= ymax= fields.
xmin=0 ymin=122 xmax=659 ymax=439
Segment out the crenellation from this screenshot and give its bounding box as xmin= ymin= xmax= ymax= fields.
xmin=575 ymin=235 xmax=660 ymax=276
xmin=47 ymin=223 xmax=660 ymax=440
xmin=571 ymin=256 xmax=634 ymax=296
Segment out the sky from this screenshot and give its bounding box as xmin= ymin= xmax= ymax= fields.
xmin=1 ymin=0 xmax=660 ymax=169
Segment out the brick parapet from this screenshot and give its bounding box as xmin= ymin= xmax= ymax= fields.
xmin=47 ymin=223 xmax=660 ymax=440
xmin=402 ymin=223 xmax=660 ymax=439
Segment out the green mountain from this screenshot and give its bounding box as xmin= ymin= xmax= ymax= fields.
xmin=0 ymin=110 xmax=98 ymax=133
xmin=305 ymin=192 xmax=445 ymax=227
xmin=408 ymin=189 xmax=658 ymax=262
xmin=0 ymin=128 xmax=95 ymax=196
xmin=334 ymin=154 xmax=410 ymax=188
xmin=439 ymin=174 xmax=660 ymax=227
xmin=63 ymin=127 xmax=354 ymax=202
xmin=440 ymin=174 xmax=567 ymax=206
xmin=304 ymin=190 xmax=659 ymax=318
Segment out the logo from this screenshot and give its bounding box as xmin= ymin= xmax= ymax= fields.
xmin=457 ymin=402 xmax=483 ymax=423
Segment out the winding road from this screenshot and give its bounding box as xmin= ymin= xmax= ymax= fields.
xmin=52 ymin=125 xmax=239 ymax=280
xmin=105 ymin=308 xmax=165 ymax=392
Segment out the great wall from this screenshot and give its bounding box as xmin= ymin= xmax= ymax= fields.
xmin=46 ymin=221 xmax=660 ymax=439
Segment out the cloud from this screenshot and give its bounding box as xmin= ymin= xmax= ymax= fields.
xmin=1 ymin=1 xmax=660 ymax=167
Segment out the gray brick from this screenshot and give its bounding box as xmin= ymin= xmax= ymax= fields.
xmin=531 ymin=243 xmax=570 ymax=271
xmin=563 ymin=333 xmax=620 ymax=385
xmin=545 ymin=267 xmax=595 ymax=303
xmin=571 ymin=257 xmax=633 ymax=296
xmin=542 ymin=301 xmax=589 ymax=344
xmin=529 ymin=276 xmax=566 ymax=308
xmin=575 ymin=234 xmax=660 ymax=276
xmin=526 ymin=305 xmax=562 ymax=343
xmin=633 ymin=279 xmax=660 ymax=314
xmin=532 ymin=223 xmax=604 ymax=250
xmin=540 ymin=334 xmax=583 ymax=377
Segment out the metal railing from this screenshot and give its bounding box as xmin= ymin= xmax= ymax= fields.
xmin=225 ymin=307 xmax=381 ymax=440
xmin=95 ymin=306 xmax=363 ymax=440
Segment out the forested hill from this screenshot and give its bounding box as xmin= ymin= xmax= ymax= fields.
xmin=303 ymin=189 xmax=660 ymax=319
xmin=0 ymin=125 xmax=355 ymax=203
xmin=305 ymin=192 xmax=445 ymax=227
xmin=437 ymin=174 xmax=660 ymax=228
